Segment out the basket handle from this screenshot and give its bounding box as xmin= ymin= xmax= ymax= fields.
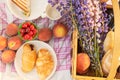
xmin=106 ymin=0 xmax=120 ymax=80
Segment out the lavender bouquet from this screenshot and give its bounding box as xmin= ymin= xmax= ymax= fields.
xmin=48 ymin=0 xmax=109 ymax=77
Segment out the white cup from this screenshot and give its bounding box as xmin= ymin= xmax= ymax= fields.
xmin=45 ymin=4 xmax=62 ymax=20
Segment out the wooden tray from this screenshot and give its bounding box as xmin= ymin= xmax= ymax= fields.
xmin=71 ymin=28 xmax=119 ymax=80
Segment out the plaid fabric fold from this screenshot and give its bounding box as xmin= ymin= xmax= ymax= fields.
xmin=0 ymin=3 xmax=71 ymax=73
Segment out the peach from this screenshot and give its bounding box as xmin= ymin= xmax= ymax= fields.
xmin=77 ymin=53 xmax=90 ymax=74
xmin=8 ymin=36 xmax=22 ymax=50
xmin=0 ymin=36 xmax=7 ymax=50
xmin=1 ymin=50 xmax=16 ymax=63
xmin=5 ymin=23 xmax=18 ymax=36
xmin=53 ymin=23 xmax=68 ymax=38
xmin=38 ymin=27 xmax=52 ymax=42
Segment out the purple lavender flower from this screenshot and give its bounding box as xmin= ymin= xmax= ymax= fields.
xmin=48 ymin=0 xmax=109 ymax=77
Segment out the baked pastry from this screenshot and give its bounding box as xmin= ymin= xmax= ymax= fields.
xmin=11 ymin=0 xmax=31 ymax=16
xmin=22 ymin=44 xmax=37 ymax=72
xmin=36 ymin=48 xmax=54 ymax=80
xmin=102 ymin=49 xmax=113 ymax=74
xmin=103 ymin=31 xmax=114 ymax=52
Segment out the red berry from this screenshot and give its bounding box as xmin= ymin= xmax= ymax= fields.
xmin=20 ymin=29 xmax=25 ymax=33
xmin=30 ymin=25 xmax=35 ymax=30
xmin=24 ymin=34 xmax=30 ymax=40
xmin=29 ymin=36 xmax=33 ymax=40
xmin=26 ymin=22 xmax=31 ymax=27
xmin=21 ymin=33 xmax=24 ymax=37
xmin=33 ymin=29 xmax=37 ymax=34
xmin=29 ymin=31 xmax=34 ymax=36
xmin=23 ymin=36 xmax=26 ymax=40
xmin=22 ymin=24 xmax=28 ymax=28
xmin=26 ymin=28 xmax=30 ymax=33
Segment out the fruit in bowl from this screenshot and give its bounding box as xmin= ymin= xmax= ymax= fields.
xmin=18 ymin=22 xmax=38 ymax=41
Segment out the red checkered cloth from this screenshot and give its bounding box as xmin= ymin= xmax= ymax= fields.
xmin=0 ymin=3 xmax=72 ymax=73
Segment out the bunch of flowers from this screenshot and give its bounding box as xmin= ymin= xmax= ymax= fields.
xmin=48 ymin=0 xmax=109 ymax=77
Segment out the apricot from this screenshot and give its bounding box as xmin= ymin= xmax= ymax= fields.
xmin=8 ymin=36 xmax=22 ymax=50
xmin=5 ymin=23 xmax=18 ymax=36
xmin=53 ymin=23 xmax=68 ymax=38
xmin=38 ymin=27 xmax=52 ymax=42
xmin=1 ymin=50 xmax=16 ymax=63
xmin=77 ymin=53 xmax=90 ymax=74
xmin=0 ymin=36 xmax=7 ymax=50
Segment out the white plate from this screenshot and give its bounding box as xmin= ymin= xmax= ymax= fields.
xmin=14 ymin=40 xmax=57 ymax=80
xmin=6 ymin=0 xmax=48 ymax=20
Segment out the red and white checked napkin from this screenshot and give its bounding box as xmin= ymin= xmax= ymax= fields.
xmin=0 ymin=3 xmax=72 ymax=80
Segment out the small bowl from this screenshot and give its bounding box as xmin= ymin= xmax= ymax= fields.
xmin=18 ymin=22 xmax=38 ymax=41
xmin=45 ymin=4 xmax=62 ymax=20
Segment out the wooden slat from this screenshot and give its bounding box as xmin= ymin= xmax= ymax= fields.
xmin=76 ymin=76 xmax=118 ymax=80
xmin=100 ymin=0 xmax=108 ymax=3
xmin=72 ymin=28 xmax=78 ymax=78
xmin=72 ymin=0 xmax=120 ymax=80
xmin=106 ymin=0 xmax=120 ymax=80
xmin=106 ymin=5 xmax=113 ymax=8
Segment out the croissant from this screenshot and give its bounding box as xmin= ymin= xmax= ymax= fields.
xmin=22 ymin=44 xmax=37 ymax=72
xmin=102 ymin=49 xmax=113 ymax=74
xmin=36 ymin=48 xmax=54 ymax=80
xmin=103 ymin=31 xmax=114 ymax=52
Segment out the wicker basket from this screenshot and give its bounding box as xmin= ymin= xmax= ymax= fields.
xmin=71 ymin=0 xmax=120 ymax=79
xmin=72 ymin=28 xmax=119 ymax=80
